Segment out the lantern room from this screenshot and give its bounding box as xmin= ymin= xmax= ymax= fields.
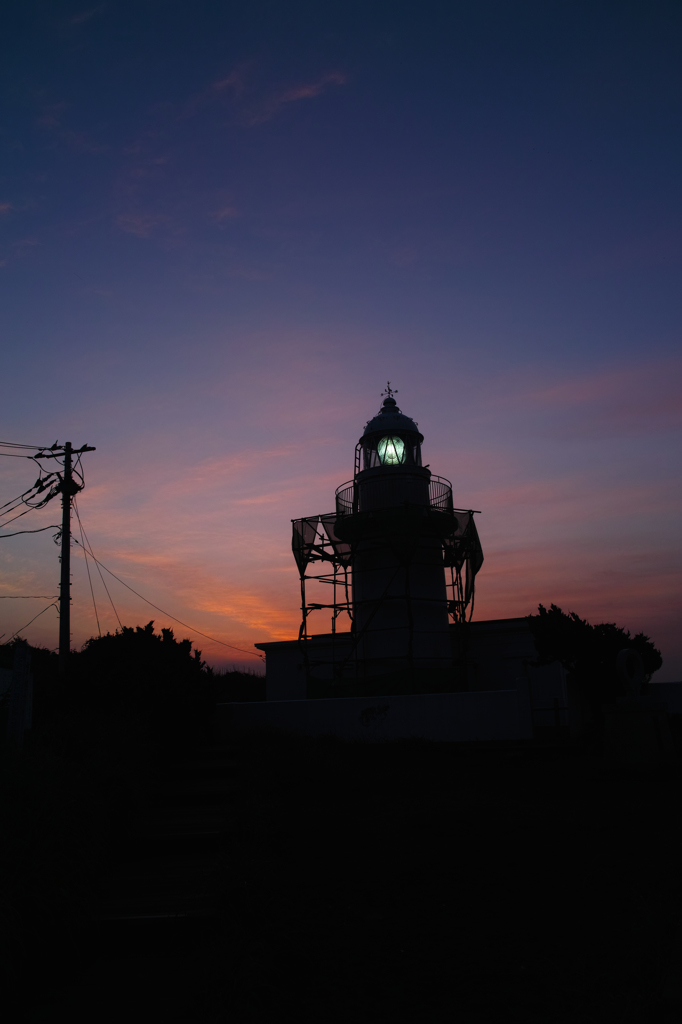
xmin=357 ymin=393 xmax=424 ymax=471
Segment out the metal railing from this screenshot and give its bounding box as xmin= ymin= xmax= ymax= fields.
xmin=335 ymin=482 xmax=354 ymax=515
xmin=335 ymin=474 xmax=453 ymax=515
xmin=429 ymin=475 xmax=453 ymax=512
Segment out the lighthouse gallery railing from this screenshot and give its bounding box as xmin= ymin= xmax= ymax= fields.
xmin=335 ymin=474 xmax=454 ymax=516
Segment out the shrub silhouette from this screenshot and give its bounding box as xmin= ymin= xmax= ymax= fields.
xmin=527 ymin=603 xmax=662 ymax=703
xmin=67 ymin=620 xmax=217 ymax=750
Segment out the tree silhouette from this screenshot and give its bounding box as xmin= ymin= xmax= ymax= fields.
xmin=527 ymin=603 xmax=662 ymax=702
xmin=68 ymin=621 xmax=217 ymax=748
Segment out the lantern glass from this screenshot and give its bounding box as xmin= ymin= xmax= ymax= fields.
xmin=377 ymin=435 xmax=406 ymax=465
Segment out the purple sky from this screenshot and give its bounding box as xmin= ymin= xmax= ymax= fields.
xmin=1 ymin=2 xmax=681 ymax=677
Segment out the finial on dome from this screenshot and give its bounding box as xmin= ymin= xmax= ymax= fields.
xmin=380 ymin=381 xmax=399 ymax=409
xmin=361 ymin=385 xmax=422 ymax=440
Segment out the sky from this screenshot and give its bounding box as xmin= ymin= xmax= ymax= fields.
xmin=0 ymin=0 xmax=680 ymax=678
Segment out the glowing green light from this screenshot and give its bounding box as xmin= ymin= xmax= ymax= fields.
xmin=377 ymin=435 xmax=406 ymax=465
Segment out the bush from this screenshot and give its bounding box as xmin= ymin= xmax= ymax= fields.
xmin=0 ymin=709 xmax=160 ymax=1002
xmin=527 ymin=603 xmax=663 ymax=702
xmin=66 ymin=620 xmax=218 ymax=753
xmin=0 ymin=622 xmax=218 ymax=1004
xmin=213 ymin=667 xmax=266 ymax=702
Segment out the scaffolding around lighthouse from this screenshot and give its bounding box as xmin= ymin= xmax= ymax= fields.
xmin=292 ymin=495 xmax=482 ymax=689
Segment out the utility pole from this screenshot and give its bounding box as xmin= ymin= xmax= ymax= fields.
xmin=58 ymin=442 xmax=74 ymax=675
xmin=36 ymin=441 xmax=95 ymax=674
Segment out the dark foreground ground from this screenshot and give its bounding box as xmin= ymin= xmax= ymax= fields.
xmin=22 ymin=735 xmax=682 ymax=1023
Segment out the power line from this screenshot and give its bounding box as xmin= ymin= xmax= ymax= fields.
xmin=1 ymin=490 xmax=37 ymax=511
xmin=0 ymin=485 xmax=61 ymax=529
xmin=0 ymin=506 xmax=38 ymax=528
xmin=0 ymin=478 xmax=56 ymax=513
xmin=1 ymin=602 xmax=59 ymax=645
xmin=73 ymin=499 xmax=122 ymax=630
xmin=0 ymin=441 xmax=53 ymax=450
xmin=0 ymin=595 xmax=59 ymax=599
xmin=0 ymin=487 xmax=59 ymax=525
xmin=71 ymin=536 xmax=264 ymax=660
xmin=0 ymin=525 xmax=60 ymax=538
xmin=73 ymin=500 xmax=101 ymax=637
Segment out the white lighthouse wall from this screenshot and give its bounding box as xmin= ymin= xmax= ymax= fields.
xmin=257 ymin=618 xmax=573 ymax=739
xmin=257 ymin=633 xmax=356 ymax=702
xmin=218 ymin=689 xmax=528 ymax=743
xmin=352 ymin=535 xmax=452 ymax=668
xmin=461 ymin=618 xmax=569 ymax=736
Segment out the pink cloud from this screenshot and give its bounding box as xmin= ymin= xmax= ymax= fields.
xmin=470 ymin=355 xmax=682 ymax=440
xmin=277 ymin=73 xmax=347 ymax=104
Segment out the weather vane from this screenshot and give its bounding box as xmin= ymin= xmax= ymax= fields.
xmin=381 ymin=381 xmax=398 ymax=399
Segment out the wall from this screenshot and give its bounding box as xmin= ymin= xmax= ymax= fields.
xmin=217 ymin=688 xmax=530 ymax=743
xmin=650 ymin=682 xmax=682 ymax=713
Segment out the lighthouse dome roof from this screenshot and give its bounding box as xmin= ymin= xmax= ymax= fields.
xmin=361 ymin=397 xmax=423 ymax=441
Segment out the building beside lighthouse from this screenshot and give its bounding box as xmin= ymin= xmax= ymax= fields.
xmin=229 ymin=388 xmax=571 ymax=742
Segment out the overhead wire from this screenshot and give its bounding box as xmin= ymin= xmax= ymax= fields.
xmin=0 ymin=506 xmax=41 ymax=528
xmin=72 ymin=453 xmax=85 ymax=489
xmin=0 ymin=500 xmax=33 ymax=519
xmin=0 ymin=482 xmax=46 ymax=512
xmin=0 ymin=452 xmax=44 ymax=459
xmin=0 ymin=525 xmax=60 ymax=538
xmin=1 ymin=602 xmax=59 ymax=645
xmin=2 ymin=445 xmax=262 ymax=662
xmin=0 ymin=468 xmax=61 ymax=531
xmin=1 ymin=492 xmax=35 ymax=512
xmin=0 ymin=441 xmax=54 ymax=450
xmin=0 ymin=595 xmax=59 ymax=599
xmin=71 ymin=535 xmax=264 ymax=660
xmin=73 ymin=498 xmax=101 ymax=637
xmin=72 ymin=499 xmax=122 ymax=629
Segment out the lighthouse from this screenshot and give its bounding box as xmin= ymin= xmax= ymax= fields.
xmin=242 ymin=389 xmax=569 ymax=742
xmin=266 ymin=385 xmax=485 ymax=697
xmin=335 ymin=387 xmax=454 ymax=678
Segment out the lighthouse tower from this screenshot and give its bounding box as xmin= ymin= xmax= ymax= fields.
xmin=279 ymin=385 xmax=484 ymax=696
xmin=334 ymin=387 xmax=453 ymax=678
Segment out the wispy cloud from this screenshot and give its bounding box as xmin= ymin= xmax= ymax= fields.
xmin=36 ymin=100 xmax=108 ymax=154
xmin=244 ymin=72 xmax=346 ymax=125
xmin=212 ymin=63 xmax=251 ymax=97
xmin=211 ymin=205 xmax=238 ymax=222
xmin=0 ymin=236 xmax=40 ymax=270
xmin=71 ymin=4 xmax=106 ymax=26
xmin=459 ymin=355 xmax=682 ymax=442
xmin=116 ymin=212 xmax=170 ymax=238
xmin=199 ymin=66 xmax=347 ymax=126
